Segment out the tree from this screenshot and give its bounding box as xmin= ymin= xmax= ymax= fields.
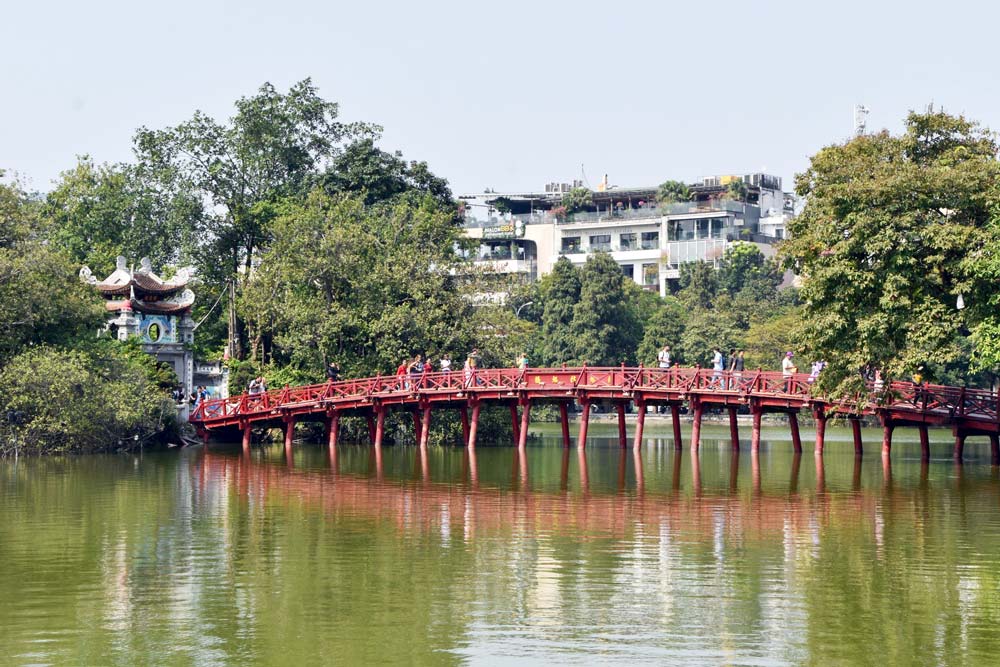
xmin=657 ymin=180 xmax=691 ymax=204
xmin=569 ymin=252 xmax=641 ymax=365
xmin=561 ymin=187 xmax=593 ymax=215
xmin=0 ymin=345 xmax=172 ymax=455
xmin=717 ymin=243 xmax=781 ymax=295
xmin=0 ymin=178 xmax=103 ymax=360
xmin=133 ymin=79 xmax=378 ymax=358
xmin=240 ymin=190 xmax=490 ymax=379
xmin=783 ymin=109 xmax=1000 ymax=393
xmin=44 ymin=157 xmax=202 ymax=276
xmin=675 ymin=261 xmax=719 ymax=310
xmin=317 ymin=139 xmax=454 ymax=209
xmin=677 ymin=308 xmax=741 ymax=368
xmin=726 ymin=179 xmax=748 ymax=202
xmin=637 ymin=296 xmax=688 ymax=365
xmin=537 ymin=257 xmax=581 ymax=365
xmin=740 ymin=307 xmax=803 ymax=371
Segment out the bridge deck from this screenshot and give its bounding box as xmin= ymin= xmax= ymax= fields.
xmin=190 ymin=367 xmax=1000 ymax=463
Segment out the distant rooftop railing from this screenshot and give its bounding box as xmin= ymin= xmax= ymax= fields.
xmin=463 ymin=200 xmax=749 ymax=229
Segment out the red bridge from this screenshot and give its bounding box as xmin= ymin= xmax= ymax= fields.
xmin=190 ymin=367 xmax=1000 ymax=464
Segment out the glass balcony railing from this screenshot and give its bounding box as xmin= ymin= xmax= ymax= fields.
xmin=463 ymin=200 xmax=749 ymax=229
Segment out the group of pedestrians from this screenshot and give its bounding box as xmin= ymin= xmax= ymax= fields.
xmin=656 ymin=344 xmax=823 ymax=391
xmin=709 ymin=348 xmax=746 ymax=389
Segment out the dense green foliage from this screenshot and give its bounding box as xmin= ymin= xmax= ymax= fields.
xmin=657 ymin=180 xmax=691 ymax=204
xmin=561 ymin=187 xmax=593 ymax=215
xmin=0 ymin=177 xmax=173 ymax=454
xmin=517 ymin=244 xmax=794 ymax=372
xmin=783 ymin=109 xmax=1000 ymax=393
xmin=240 ymin=190 xmax=496 ymax=380
xmin=0 ymin=345 xmax=174 ymax=456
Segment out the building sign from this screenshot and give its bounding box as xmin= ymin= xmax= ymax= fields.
xmin=483 ymin=220 xmax=525 ymax=239
xmin=140 ymin=314 xmax=178 ymax=344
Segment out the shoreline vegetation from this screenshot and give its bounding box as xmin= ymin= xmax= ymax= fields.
xmin=3 ymin=83 xmax=1000 ymax=456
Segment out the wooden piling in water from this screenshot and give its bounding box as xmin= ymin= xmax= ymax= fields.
xmin=788 ymin=412 xmax=801 ymax=454
xmin=728 ymin=406 xmax=739 ymax=451
xmin=633 ymin=400 xmax=646 ymax=451
xmin=671 ymin=404 xmax=683 ymax=450
xmin=577 ymin=400 xmax=591 ymax=449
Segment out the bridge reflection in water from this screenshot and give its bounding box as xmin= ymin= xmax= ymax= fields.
xmin=196 ymin=437 xmax=987 ymax=544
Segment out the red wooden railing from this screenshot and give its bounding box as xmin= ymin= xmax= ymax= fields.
xmin=190 ymin=367 xmax=1000 ymax=429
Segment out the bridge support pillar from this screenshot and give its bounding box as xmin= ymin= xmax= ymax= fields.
xmin=617 ymin=403 xmax=627 ymax=449
xmin=813 ymin=410 xmax=827 ymax=456
xmin=419 ymin=404 xmax=432 ymax=448
xmin=327 ymin=412 xmax=339 ymax=449
xmin=750 ymin=405 xmax=762 ymax=453
xmin=788 ymin=412 xmax=802 ymax=454
xmin=517 ymin=400 xmax=531 ymax=450
xmin=881 ymin=422 xmax=894 ymax=459
xmin=283 ymin=418 xmax=295 ymax=460
xmin=374 ymin=407 xmax=385 ymax=448
xmin=467 ymin=402 xmax=480 ymax=449
xmin=460 ymin=408 xmax=470 ymax=447
xmin=366 ymin=415 xmax=376 ymax=445
xmin=241 ymin=424 xmax=252 ymax=454
xmin=510 ymin=404 xmax=520 ymax=445
xmin=671 ymin=404 xmax=682 ymax=450
xmin=953 ymin=431 xmax=966 ymax=463
xmin=851 ymin=417 xmax=863 ymax=456
xmin=559 ymin=403 xmax=571 ymax=448
xmin=728 ymin=406 xmax=739 ymax=451
xmin=918 ymin=424 xmax=930 ymax=462
xmin=991 ymin=434 xmax=999 ymax=466
xmin=633 ymin=400 xmax=646 ymax=451
xmin=690 ymin=399 xmax=703 ymax=451
xmin=577 ymin=400 xmax=591 ymax=449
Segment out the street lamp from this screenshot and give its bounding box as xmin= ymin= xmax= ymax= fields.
xmin=515 ymin=301 xmax=534 ymax=318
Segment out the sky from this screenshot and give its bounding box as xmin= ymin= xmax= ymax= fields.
xmin=3 ymin=0 xmax=1000 ymax=196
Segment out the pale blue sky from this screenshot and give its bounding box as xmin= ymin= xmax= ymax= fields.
xmin=3 ymin=0 xmax=999 ymax=195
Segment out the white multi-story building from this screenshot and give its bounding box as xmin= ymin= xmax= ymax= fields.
xmin=461 ymin=174 xmax=795 ymax=297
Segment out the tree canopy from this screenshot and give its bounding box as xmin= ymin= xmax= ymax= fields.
xmin=782 ymin=109 xmax=1000 ymax=392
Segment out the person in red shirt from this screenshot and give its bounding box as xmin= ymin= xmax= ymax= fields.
xmin=396 ymin=360 xmax=408 ymax=390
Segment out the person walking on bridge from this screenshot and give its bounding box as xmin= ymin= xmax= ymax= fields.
xmin=710 ymin=347 xmax=725 ymax=388
xmin=733 ymin=350 xmax=745 ymax=390
xmin=657 ymin=345 xmax=672 ymax=369
xmin=326 ymin=361 xmax=340 ymax=383
xmin=782 ymin=352 xmax=798 ymax=392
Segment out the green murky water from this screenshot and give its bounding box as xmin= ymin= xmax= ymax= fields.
xmin=3 ymin=421 xmax=1000 ymax=666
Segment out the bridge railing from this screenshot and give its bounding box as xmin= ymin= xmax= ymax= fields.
xmin=191 ymin=366 xmax=835 ymax=424
xmin=190 ymin=366 xmax=1000 ymax=427
xmin=881 ymin=381 xmax=999 ymax=422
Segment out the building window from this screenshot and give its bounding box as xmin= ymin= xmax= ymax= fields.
xmin=589 ymin=234 xmax=611 ymax=251
xmin=620 ymin=233 xmax=637 ymax=250
xmin=642 ymin=263 xmax=659 ymax=286
xmin=561 ymin=237 xmax=581 ymax=254
xmin=641 ymin=231 xmax=659 ymax=249
xmin=620 ymin=264 xmax=634 ymax=280
xmin=710 ymin=218 xmax=725 ymax=239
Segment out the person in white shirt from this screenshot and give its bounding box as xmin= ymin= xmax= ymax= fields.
xmin=657 ymin=345 xmax=672 ymax=369
xmin=781 ymin=351 xmax=798 ymax=392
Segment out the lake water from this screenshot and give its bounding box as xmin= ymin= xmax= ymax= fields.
xmin=3 ymin=421 xmax=1000 ymax=666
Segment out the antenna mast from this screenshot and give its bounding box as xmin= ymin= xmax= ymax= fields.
xmin=854 ymin=104 xmax=870 ymax=137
